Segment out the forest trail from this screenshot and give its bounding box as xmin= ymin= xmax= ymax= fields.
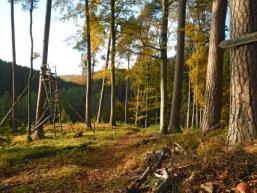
xmin=0 ymin=126 xmax=158 ymax=192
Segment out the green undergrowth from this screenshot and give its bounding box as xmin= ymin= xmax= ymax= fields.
xmin=0 ymin=124 xmax=229 ymax=192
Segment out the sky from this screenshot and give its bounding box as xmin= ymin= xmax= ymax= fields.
xmin=0 ymin=1 xmax=230 ymax=76
xmin=0 ymin=1 xmax=82 ymax=75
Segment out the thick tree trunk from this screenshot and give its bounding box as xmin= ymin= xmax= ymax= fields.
xmin=125 ymin=55 xmax=130 ymax=124
xmin=11 ymin=0 xmax=17 ymax=132
xmin=196 ymin=102 xmax=199 ymax=128
xmin=160 ymin=0 xmax=169 ymax=134
xmin=109 ymin=0 xmax=116 ymax=126
xmin=35 ymin=0 xmax=52 ymax=139
xmin=96 ymin=34 xmax=111 ymax=123
xmin=186 ymin=77 xmax=190 ymax=128
xmin=168 ymin=0 xmax=186 ymax=133
xmin=227 ymin=0 xmax=257 ymax=144
xmin=202 ymin=0 xmax=227 ymax=132
xmin=85 ymin=0 xmax=92 ymax=129
xmin=27 ymin=0 xmax=34 ymax=142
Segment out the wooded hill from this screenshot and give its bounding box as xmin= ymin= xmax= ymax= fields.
xmin=0 ymin=59 xmax=128 ymax=124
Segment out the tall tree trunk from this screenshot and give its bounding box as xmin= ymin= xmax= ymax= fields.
xmin=160 ymin=0 xmax=169 ymax=134
xmin=227 ymin=0 xmax=257 ymax=144
xmin=196 ymin=101 xmax=199 ymax=128
xmin=35 ymin=0 xmax=52 ymax=139
xmin=186 ymin=76 xmax=191 ymax=128
xmin=168 ymin=0 xmax=186 ymax=133
xmin=96 ymin=34 xmax=111 ymax=123
xmin=134 ymin=86 xmax=140 ymax=127
xmin=145 ymin=62 xmax=149 ymax=128
xmin=202 ymin=0 xmax=227 ymax=132
xmin=109 ymin=0 xmax=116 ymax=126
xmin=27 ymin=0 xmax=34 ymax=142
xmin=11 ymin=0 xmax=17 ymax=132
xmin=191 ymin=92 xmax=195 ymax=128
xmin=125 ymin=54 xmax=130 ymax=124
xmin=85 ymin=0 xmax=92 ymax=129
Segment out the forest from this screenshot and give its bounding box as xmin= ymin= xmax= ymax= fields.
xmin=0 ymin=0 xmax=257 ymax=192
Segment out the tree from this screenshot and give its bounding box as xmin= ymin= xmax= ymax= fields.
xmin=96 ymin=34 xmax=111 ymax=123
xmin=168 ymin=0 xmax=186 ymax=133
xmin=11 ymin=0 xmax=17 ymax=132
xmin=85 ymin=0 xmax=92 ymax=129
xmin=28 ymin=0 xmax=35 ymax=141
xmin=109 ymin=0 xmax=116 ymax=126
xmin=201 ymin=0 xmax=227 ymax=133
xmin=35 ymin=0 xmax=52 ymax=139
xmin=227 ymin=0 xmax=257 ymax=144
xmin=159 ymin=0 xmax=169 ymax=134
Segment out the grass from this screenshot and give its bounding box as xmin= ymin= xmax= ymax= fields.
xmin=0 ymin=123 xmax=235 ymax=192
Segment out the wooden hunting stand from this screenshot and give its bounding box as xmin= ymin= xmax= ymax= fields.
xmin=33 ymin=65 xmax=62 ymax=136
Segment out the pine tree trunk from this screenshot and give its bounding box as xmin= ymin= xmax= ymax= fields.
xmin=227 ymin=0 xmax=257 ymax=144
xmin=96 ymin=34 xmax=111 ymax=123
xmin=27 ymin=0 xmax=34 ymax=142
xmin=109 ymin=0 xmax=116 ymax=126
xmin=168 ymin=0 xmax=186 ymax=133
xmin=160 ymin=0 xmax=169 ymax=134
xmin=11 ymin=0 xmax=17 ymax=132
xmin=186 ymin=76 xmax=191 ymax=128
xmin=134 ymin=86 xmax=140 ymax=127
xmin=35 ymin=0 xmax=52 ymax=139
xmin=202 ymin=0 xmax=227 ymax=132
xmin=125 ymin=55 xmax=130 ymax=124
xmin=85 ymin=0 xmax=92 ymax=129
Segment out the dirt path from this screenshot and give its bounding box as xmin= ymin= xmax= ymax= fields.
xmin=76 ymin=132 xmax=143 ymax=192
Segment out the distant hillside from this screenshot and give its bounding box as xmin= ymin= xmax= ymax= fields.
xmin=60 ymin=75 xmax=86 ymax=86
xmin=0 ymin=59 xmax=82 ymax=96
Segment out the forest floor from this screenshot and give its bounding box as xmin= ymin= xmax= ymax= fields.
xmin=0 ymin=124 xmax=257 ymax=193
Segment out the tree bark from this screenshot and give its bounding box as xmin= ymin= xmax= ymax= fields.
xmin=135 ymin=86 xmax=140 ymax=127
xmin=227 ymin=0 xmax=257 ymax=144
xmin=202 ymin=0 xmax=227 ymax=132
xmin=160 ymin=0 xmax=169 ymax=134
xmin=96 ymin=34 xmax=111 ymax=123
xmin=109 ymin=0 xmax=116 ymax=126
xmin=35 ymin=0 xmax=52 ymax=139
xmin=168 ymin=0 xmax=186 ymax=133
xmin=27 ymin=0 xmax=34 ymax=142
xmin=11 ymin=0 xmax=17 ymax=132
xmin=186 ymin=76 xmax=191 ymax=128
xmin=125 ymin=54 xmax=130 ymax=124
xmin=191 ymin=93 xmax=195 ymax=128
xmin=85 ymin=0 xmax=92 ymax=129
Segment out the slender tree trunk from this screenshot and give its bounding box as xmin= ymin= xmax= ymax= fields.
xmin=186 ymin=76 xmax=191 ymax=128
xmin=145 ymin=62 xmax=149 ymax=128
xmin=196 ymin=101 xmax=199 ymax=128
xmin=227 ymin=0 xmax=257 ymax=144
xmin=11 ymin=0 xmax=17 ymax=132
xmin=202 ymin=0 xmax=227 ymax=132
xmin=27 ymin=0 xmax=34 ymax=142
xmin=96 ymin=34 xmax=111 ymax=123
xmin=134 ymin=86 xmax=140 ymax=127
xmin=125 ymin=55 xmax=130 ymax=124
xmin=191 ymin=93 xmax=195 ymax=128
xmin=109 ymin=0 xmax=116 ymax=126
xmin=35 ymin=0 xmax=52 ymax=139
xmin=160 ymin=0 xmax=169 ymax=134
xmin=168 ymin=0 xmax=186 ymax=133
xmin=85 ymin=0 xmax=92 ymax=129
